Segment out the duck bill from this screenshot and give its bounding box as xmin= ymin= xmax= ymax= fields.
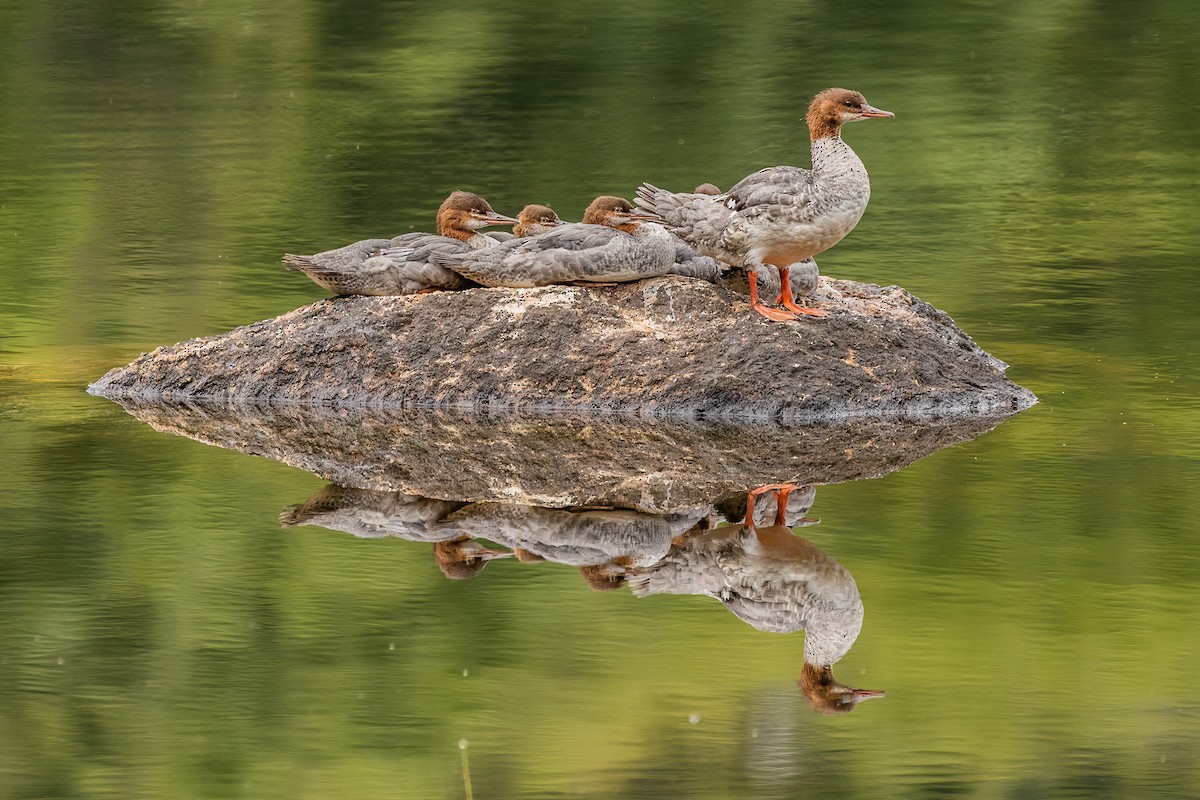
xmin=476 ymin=212 xmax=520 ymax=227
xmin=476 ymin=548 xmax=515 ymax=561
xmin=861 ymin=105 xmax=895 ymax=119
xmin=457 ymin=542 xmax=516 ymax=560
xmin=851 ymin=688 xmax=887 ymax=701
xmin=625 ymin=211 xmax=663 ymax=223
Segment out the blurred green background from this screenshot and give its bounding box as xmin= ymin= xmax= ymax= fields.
xmin=2 ymin=1 xmax=1199 ymax=798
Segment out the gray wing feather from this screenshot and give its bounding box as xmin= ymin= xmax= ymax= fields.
xmin=637 ymin=167 xmax=821 ymax=266
xmin=436 ymin=224 xmax=674 ymax=287
xmin=377 ymin=234 xmax=479 ymax=292
xmin=441 ymin=504 xmax=675 ymax=567
xmin=666 ymin=239 xmax=724 ymax=281
xmin=282 ymin=238 xmax=401 ymax=295
xmin=283 ymin=233 xmax=482 ymax=295
xmin=636 ymin=183 xmax=736 ymax=259
xmin=726 ymin=166 xmax=818 ymax=221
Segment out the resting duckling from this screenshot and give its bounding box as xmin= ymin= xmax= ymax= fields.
xmin=432 ymin=196 xmax=675 ymax=288
xmin=283 ymin=190 xmax=517 ymax=295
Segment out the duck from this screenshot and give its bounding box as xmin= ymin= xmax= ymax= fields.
xmin=433 ymin=537 xmax=515 ymax=580
xmin=484 ymin=204 xmax=567 ymax=242
xmin=689 ymin=189 xmax=818 ymax=301
xmin=636 ymin=88 xmax=893 ymax=322
xmin=626 ymin=484 xmax=884 ymax=714
xmin=432 ymin=196 xmax=676 ymax=287
xmin=513 ymin=204 xmax=568 ymax=237
xmin=279 ymin=484 xmax=513 ymax=580
xmin=282 ymin=190 xmax=518 ymax=296
xmin=438 ymin=502 xmax=704 ymax=566
xmin=279 ymin=484 xmax=469 ymax=542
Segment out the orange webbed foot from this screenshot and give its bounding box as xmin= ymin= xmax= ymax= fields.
xmin=774 ymin=292 xmax=829 ymax=317
xmin=744 ymin=482 xmax=803 ymax=528
xmin=751 ymin=301 xmax=798 ymax=322
xmin=783 ymin=299 xmax=829 ymax=318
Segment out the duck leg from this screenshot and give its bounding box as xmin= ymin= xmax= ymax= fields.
xmin=747 ymin=270 xmax=798 ymax=322
xmin=774 ymin=265 xmax=829 ymax=317
xmin=744 ymin=482 xmax=801 ymax=528
xmin=771 ymin=483 xmax=821 ymax=527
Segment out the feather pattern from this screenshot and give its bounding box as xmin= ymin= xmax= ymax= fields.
xmin=282 ymin=190 xmax=515 ymax=295
xmin=435 ymin=223 xmax=675 ymax=287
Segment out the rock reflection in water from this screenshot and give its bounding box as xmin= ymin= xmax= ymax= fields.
xmin=101 ymin=401 xmax=1012 ymax=513
xmin=97 ymin=403 xmax=1015 ymax=714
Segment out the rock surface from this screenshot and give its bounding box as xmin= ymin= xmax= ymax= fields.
xmin=89 ymin=276 xmax=1035 ymax=422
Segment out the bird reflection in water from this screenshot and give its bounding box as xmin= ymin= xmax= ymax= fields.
xmin=629 ymin=483 xmax=884 ymax=714
xmin=434 ymin=502 xmax=706 ymax=590
xmin=281 ymin=481 xmax=882 ymax=713
xmin=280 ymin=485 xmax=514 ymax=580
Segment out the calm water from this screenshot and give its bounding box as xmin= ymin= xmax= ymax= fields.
xmin=3 ymin=2 xmax=1200 ymax=798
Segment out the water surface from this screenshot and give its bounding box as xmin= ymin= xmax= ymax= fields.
xmin=3 ymin=2 xmax=1199 ymax=798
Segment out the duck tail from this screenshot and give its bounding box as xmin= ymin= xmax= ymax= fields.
xmin=635 ymin=182 xmax=716 ymax=226
xmin=634 ymin=183 xmax=679 ymax=218
xmin=282 ymin=253 xmax=312 ymax=272
xmin=635 ymin=183 xmax=728 ymax=251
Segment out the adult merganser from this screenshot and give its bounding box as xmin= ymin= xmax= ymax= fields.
xmin=626 ymin=484 xmax=884 ymax=714
xmin=715 ymin=483 xmax=820 ymax=529
xmin=282 ymin=191 xmax=517 ymax=296
xmin=636 ymin=88 xmax=893 ymax=322
xmin=433 ymin=196 xmax=675 ymax=287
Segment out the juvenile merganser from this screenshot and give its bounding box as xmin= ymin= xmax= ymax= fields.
xmin=627 ymin=484 xmax=884 ymax=714
xmin=513 ymin=204 xmax=567 ymax=237
xmin=282 ymin=191 xmax=517 ymax=296
xmin=280 ymin=484 xmax=513 ymax=579
xmin=438 ymin=502 xmax=702 ymax=568
xmin=279 ymin=484 xmax=468 ymax=541
xmin=433 ymin=536 xmax=515 ymax=580
xmin=433 ymin=196 xmax=675 ymax=287
xmin=484 ymin=204 xmax=567 ymax=242
xmin=636 ymin=88 xmax=893 ymax=322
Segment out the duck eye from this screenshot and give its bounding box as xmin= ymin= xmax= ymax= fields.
xmin=843 ymin=100 xmax=855 ymax=107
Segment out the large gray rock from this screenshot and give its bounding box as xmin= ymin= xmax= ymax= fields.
xmin=88 ymin=276 xmax=1035 ymax=422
